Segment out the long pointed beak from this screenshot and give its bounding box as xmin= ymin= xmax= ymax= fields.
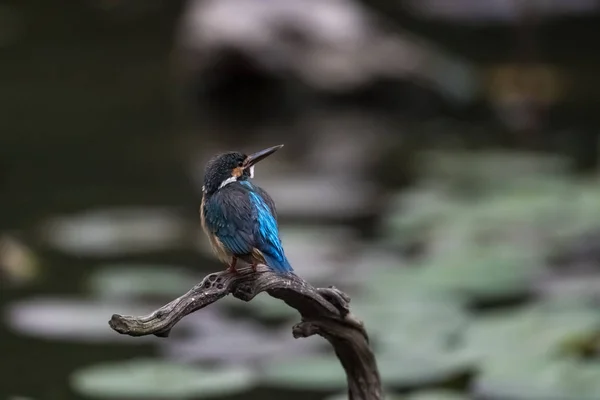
xmin=244 ymin=144 xmax=284 ymax=168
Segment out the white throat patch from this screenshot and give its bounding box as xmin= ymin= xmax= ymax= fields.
xmin=218 ymin=166 xmax=256 ymax=189
xmin=219 ymin=176 xmax=238 ymax=189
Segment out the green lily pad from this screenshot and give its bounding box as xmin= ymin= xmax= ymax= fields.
xmin=261 ymin=354 xmax=347 ymax=390
xmin=555 ymin=184 xmax=600 ymax=238
xmin=467 ymin=189 xmax=566 ymax=225
xmin=324 ymin=392 xmax=402 ymax=400
xmin=352 ymin=295 xmax=468 ymax=349
xmin=474 ymin=355 xmax=600 ymax=400
xmin=380 ymin=184 xmax=464 ymax=247
xmin=352 ymin=294 xmax=474 ymax=389
xmin=6 ymin=297 xmax=156 ymax=343
xmin=462 ymin=305 xmax=600 ymax=361
xmin=407 ymin=389 xmax=470 ymax=400
xmin=416 ymin=150 xmax=570 ymax=193
xmin=444 ymin=190 xmax=568 ymax=245
xmin=375 ymin=349 xmax=475 ymax=390
xmin=87 ymin=264 xmax=199 ymax=300
xmin=412 ymin=245 xmax=544 ymax=302
xmin=70 ymin=358 xmax=256 ymax=399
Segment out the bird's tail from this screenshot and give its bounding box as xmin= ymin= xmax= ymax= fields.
xmin=263 ymin=253 xmax=294 ymax=274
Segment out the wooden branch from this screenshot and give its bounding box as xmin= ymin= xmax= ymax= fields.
xmin=108 ymin=265 xmax=382 ymax=400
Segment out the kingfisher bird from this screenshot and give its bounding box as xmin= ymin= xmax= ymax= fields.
xmin=200 ymin=144 xmax=293 ymax=275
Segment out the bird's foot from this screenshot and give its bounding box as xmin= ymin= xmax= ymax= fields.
xmin=226 ymin=257 xmax=239 ymax=274
xmin=226 ymin=265 xmax=239 ymax=274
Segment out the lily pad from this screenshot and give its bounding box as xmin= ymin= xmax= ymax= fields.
xmin=261 ymin=354 xmax=347 ymax=390
xmin=375 ymin=349 xmax=475 ymax=390
xmin=412 ymin=245 xmax=544 ymax=303
xmin=555 ymin=184 xmax=600 ymax=238
xmin=407 ymin=389 xmax=470 ymax=400
xmin=380 ymin=184 xmax=464 ymax=247
xmin=473 ymin=355 xmax=600 ymax=400
xmin=70 ymin=358 xmax=256 ymax=398
xmin=324 ymin=392 xmax=402 ymax=400
xmin=5 ymin=297 xmax=156 ymax=343
xmin=87 ymin=264 xmax=199 ymax=300
xmin=462 ymin=305 xmax=600 ymax=361
xmin=38 ymin=207 xmax=190 ymax=257
xmin=447 ymin=189 xmax=568 ymax=240
xmin=416 ymin=150 xmax=570 ymax=193
xmin=351 ymin=294 xmax=474 ymax=389
xmin=352 ymin=295 xmax=469 ymax=349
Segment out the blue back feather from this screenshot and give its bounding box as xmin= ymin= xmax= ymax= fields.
xmin=241 ymin=181 xmax=293 ymax=273
xmin=247 ymin=191 xmax=292 ymax=273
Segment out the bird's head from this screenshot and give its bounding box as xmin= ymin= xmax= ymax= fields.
xmin=202 ymin=144 xmax=283 ymax=195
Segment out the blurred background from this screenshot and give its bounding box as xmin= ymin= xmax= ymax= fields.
xmin=2 ymin=0 xmax=600 ymax=399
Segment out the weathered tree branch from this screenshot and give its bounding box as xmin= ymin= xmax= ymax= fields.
xmin=108 ymin=264 xmax=382 ymax=400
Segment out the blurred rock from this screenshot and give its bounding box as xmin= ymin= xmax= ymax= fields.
xmin=175 ymin=0 xmax=478 ymax=99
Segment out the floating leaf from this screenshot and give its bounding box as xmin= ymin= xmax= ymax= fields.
xmin=324 ymin=392 xmax=402 ymax=400
xmin=407 ymin=389 xmax=470 ymax=400
xmin=87 ymin=264 xmax=198 ymax=300
xmin=375 ymin=349 xmax=475 ymax=389
xmin=71 ymin=358 xmax=255 ymax=398
xmin=463 ymin=305 xmax=600 ymax=361
xmin=353 ymin=293 xmax=474 ymax=388
xmin=5 ymin=297 xmax=156 ymax=343
xmin=381 ymin=184 xmax=464 ymax=247
xmin=416 ymin=150 xmax=570 ymax=192
xmin=38 ymin=207 xmax=190 ymax=257
xmin=352 ymin=295 xmax=468 ymax=349
xmin=452 ymin=189 xmax=568 ymax=238
xmin=261 ymin=354 xmax=347 ymax=390
xmin=412 ymin=245 xmax=544 ymax=302
xmin=473 ymin=355 xmax=600 ymax=400
xmin=555 ymin=184 xmax=600 ymax=238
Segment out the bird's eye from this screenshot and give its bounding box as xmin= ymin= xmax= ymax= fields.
xmin=237 ymin=161 xmax=244 ymax=167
